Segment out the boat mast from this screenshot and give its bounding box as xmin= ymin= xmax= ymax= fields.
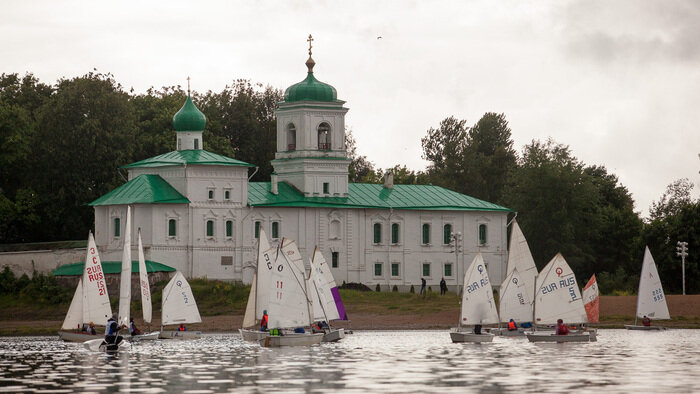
xmin=532 ymin=273 xmax=538 ymax=332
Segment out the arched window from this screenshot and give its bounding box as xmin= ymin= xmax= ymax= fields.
xmin=391 ymin=223 xmax=399 ymax=244
xmin=226 ymin=220 xmax=233 ymax=237
xmin=443 ymin=224 xmax=452 ymax=245
xmin=287 ymin=123 xmax=296 ymax=151
xmin=478 ymin=224 xmax=487 ymax=245
xmin=168 ymin=219 xmax=177 ymax=237
xmin=114 ymin=217 xmax=121 ymax=237
xmin=272 ymin=221 xmax=280 ymax=239
xmin=373 ymin=223 xmax=382 ymax=244
xmin=422 ymin=223 xmax=431 ymax=245
xmin=317 ymin=122 xmax=331 ymax=150
xmin=254 ymin=221 xmax=261 ymax=239
xmin=194 ymin=138 xmax=199 ymax=150
xmin=206 ymin=220 xmax=214 ymax=237
xmin=330 ymin=219 xmax=341 ymax=239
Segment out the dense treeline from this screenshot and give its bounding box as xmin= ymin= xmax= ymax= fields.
xmin=0 ymin=72 xmax=697 ymax=294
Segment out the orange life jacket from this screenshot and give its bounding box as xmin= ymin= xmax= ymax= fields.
xmin=261 ymin=314 xmax=269 ymax=328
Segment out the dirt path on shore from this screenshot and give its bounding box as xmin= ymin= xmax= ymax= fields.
xmin=4 ymin=295 xmax=699 ymax=335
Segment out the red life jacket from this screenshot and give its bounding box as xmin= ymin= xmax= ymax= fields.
xmin=178 ymin=326 xmax=186 ymax=331
xmin=508 ymin=321 xmax=516 ymax=330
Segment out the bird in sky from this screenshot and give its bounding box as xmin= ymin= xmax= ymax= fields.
xmin=377 ymin=36 xmax=382 ymax=39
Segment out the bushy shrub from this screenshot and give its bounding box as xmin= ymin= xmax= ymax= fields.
xmin=392 ymin=285 xmax=398 ymax=292
xmin=375 ymin=283 xmax=381 ymax=292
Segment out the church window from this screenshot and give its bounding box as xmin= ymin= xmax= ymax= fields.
xmin=422 ymin=263 xmax=431 ymax=277
xmin=272 ymin=221 xmax=280 ymax=239
xmin=391 ymin=223 xmax=399 ymax=244
xmin=177 ymin=138 xmax=181 ymax=150
xmin=444 ymin=263 xmax=453 ymax=277
xmin=422 ymin=223 xmax=431 ymax=245
xmin=208 ymin=190 xmax=214 ymax=200
xmin=287 ymin=123 xmax=296 ymax=151
xmin=374 ymin=262 xmax=383 ymax=277
xmin=254 ymin=221 xmax=261 ymax=239
xmin=332 ymin=252 xmax=339 ymax=268
xmin=194 ymin=138 xmax=199 ymax=150
xmin=206 ymin=220 xmax=214 ymax=237
xmin=224 ymin=190 xmax=230 ymax=200
xmin=317 ymin=122 xmax=331 ymax=150
xmin=323 ymin=182 xmax=329 ymax=194
xmin=443 ymin=224 xmax=452 ymax=245
xmin=391 ymin=263 xmax=400 ymax=277
xmin=226 ymin=220 xmax=233 ymax=237
xmin=168 ymin=219 xmax=176 ymax=237
xmin=114 ymin=218 xmax=120 ymax=237
xmin=478 ymin=224 xmax=487 ymax=245
xmin=373 ymin=223 xmax=382 ymax=244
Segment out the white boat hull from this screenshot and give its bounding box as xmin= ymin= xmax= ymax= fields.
xmin=57 ymin=330 xmax=101 ymax=343
xmin=83 ymin=337 xmax=130 ymax=352
xmin=159 ymin=330 xmax=202 ymax=340
xmin=489 ymin=327 xmax=526 ymax=337
xmin=259 ymin=333 xmax=324 ymax=347
xmin=322 ymin=328 xmax=345 ymax=342
xmin=526 ymin=332 xmax=596 ymax=343
xmin=624 ymin=325 xmax=666 ymax=331
xmin=127 ymin=332 xmax=161 ymax=341
xmin=240 ymin=328 xmax=269 ymax=342
xmin=450 ymin=329 xmax=495 ymax=343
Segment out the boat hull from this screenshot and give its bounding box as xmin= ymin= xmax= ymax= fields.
xmin=322 ymin=328 xmax=345 ymax=343
xmin=127 ymin=332 xmax=161 ymax=341
xmin=259 ymin=333 xmax=324 ymax=347
xmin=450 ymin=330 xmax=495 ymax=343
xmin=624 ymin=325 xmax=666 ymax=331
xmin=159 ymin=330 xmax=202 ymax=340
xmin=240 ymin=328 xmax=269 ymax=342
xmin=489 ymin=327 xmax=526 ymax=337
xmin=83 ymin=337 xmax=130 ymax=352
xmin=57 ymin=331 xmax=101 ymax=343
xmin=526 ymin=332 xmax=595 ymax=343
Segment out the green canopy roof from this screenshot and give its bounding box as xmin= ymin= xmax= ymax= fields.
xmin=122 ymin=150 xmax=254 ymax=169
xmin=284 ymin=72 xmax=338 ymax=103
xmin=249 ymin=182 xmax=511 ymax=212
xmin=53 ymin=260 xmax=175 ymax=276
xmin=173 ymin=94 xmax=206 ymax=132
xmin=89 ymin=174 xmax=189 ymax=206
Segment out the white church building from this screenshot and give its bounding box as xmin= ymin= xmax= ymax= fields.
xmin=90 ymin=48 xmax=512 ymax=291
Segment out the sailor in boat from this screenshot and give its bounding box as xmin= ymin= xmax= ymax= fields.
xmin=260 ymin=310 xmax=269 ymax=332
xmin=474 ymin=324 xmax=482 ymax=335
xmin=178 ymin=323 xmax=187 ymax=332
xmin=104 ymin=313 xmax=124 ymax=346
xmin=129 ymin=318 xmax=141 ymax=336
xmin=642 ymin=315 xmax=651 ymax=327
xmin=555 ymin=319 xmax=570 ymax=335
xmin=311 ymin=322 xmax=323 ymax=334
xmin=86 ymin=322 xmax=96 ymax=335
xmin=508 ymin=319 xmax=518 ymax=331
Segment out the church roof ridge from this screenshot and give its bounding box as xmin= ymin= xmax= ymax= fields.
xmin=121 ymin=149 xmax=255 ymax=169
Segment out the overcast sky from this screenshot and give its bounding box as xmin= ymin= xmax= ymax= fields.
xmin=3 ymin=0 xmax=699 ymax=217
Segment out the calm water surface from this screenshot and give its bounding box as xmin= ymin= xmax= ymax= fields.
xmin=1 ymin=330 xmax=699 ymax=393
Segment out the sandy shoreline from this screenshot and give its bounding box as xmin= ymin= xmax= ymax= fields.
xmin=3 ymin=295 xmax=699 ymax=335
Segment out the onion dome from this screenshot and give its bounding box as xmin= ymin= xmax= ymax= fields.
xmin=172 ymin=94 xmax=206 ymax=132
xmin=284 ymin=37 xmax=338 ymax=103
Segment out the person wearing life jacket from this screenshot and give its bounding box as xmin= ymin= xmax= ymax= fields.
xmin=642 ymin=315 xmax=651 ymax=327
xmin=178 ymin=323 xmax=187 ymax=332
xmin=555 ymin=319 xmax=569 ymax=335
xmin=508 ymin=319 xmax=518 ymax=331
xmin=260 ymin=310 xmax=269 ymax=332
xmin=130 ymin=318 xmax=141 ymax=336
xmin=87 ymin=322 xmax=96 ymax=335
xmin=311 ymin=322 xmax=323 ymax=333
xmin=104 ymin=313 xmax=124 ymax=346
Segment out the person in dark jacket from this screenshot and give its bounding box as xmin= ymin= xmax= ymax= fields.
xmin=420 ymin=278 xmax=427 ymax=296
xmin=440 ymin=278 xmax=447 ymax=295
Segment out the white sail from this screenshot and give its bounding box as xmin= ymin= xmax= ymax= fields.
xmin=636 ymin=247 xmax=670 ymax=320
xmin=583 ymin=274 xmax=599 ymax=323
xmin=534 ymin=253 xmax=588 ymax=325
xmin=118 ymin=206 xmax=132 ymax=327
xmin=507 ymin=220 xmax=538 ymax=300
xmin=82 ymin=232 xmax=112 ymax=325
xmin=62 ymin=278 xmax=84 ymax=330
xmin=460 ymin=253 xmax=499 ymax=325
xmin=254 ymin=229 xmax=276 ymax=323
xmin=161 ymin=271 xmax=202 ymax=326
xmin=309 ymin=270 xmax=325 ymax=322
xmin=242 ymin=272 xmax=257 ymax=328
xmin=268 ymin=238 xmax=310 ymax=329
xmin=137 ymin=229 xmax=152 ymax=324
xmin=309 ymin=247 xmax=341 ymax=321
xmin=498 ymin=268 xmax=532 ymax=323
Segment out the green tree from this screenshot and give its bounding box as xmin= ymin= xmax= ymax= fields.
xmin=421 ymin=116 xmax=467 ymax=192
xmin=346 ymin=129 xmax=379 ymax=183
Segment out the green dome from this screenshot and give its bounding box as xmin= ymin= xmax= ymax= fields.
xmin=173 ymin=94 xmax=206 ymax=132
xmin=284 ymin=72 xmax=338 ymax=103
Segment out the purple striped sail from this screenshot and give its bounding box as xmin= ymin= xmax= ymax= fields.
xmin=331 ymin=287 xmax=348 ymax=320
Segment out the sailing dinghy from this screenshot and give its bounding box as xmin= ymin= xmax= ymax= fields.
xmin=625 ymin=247 xmax=670 ymax=331
xmin=308 ymin=247 xmax=348 ymax=342
xmin=58 ymin=232 xmax=113 ymax=343
xmin=450 ymin=253 xmax=499 ymax=343
xmin=526 ymin=253 xmax=596 ymax=343
xmin=159 ymin=271 xmax=203 ymax=339
xmin=259 ymin=238 xmax=323 ymax=347
xmin=583 ymin=274 xmax=599 ymax=323
xmin=240 ymin=229 xmax=276 ymax=342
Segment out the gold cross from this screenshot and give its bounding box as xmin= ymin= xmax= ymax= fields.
xmin=187 ymin=76 xmax=191 ymax=94
xmin=307 ymin=34 xmax=314 ymax=56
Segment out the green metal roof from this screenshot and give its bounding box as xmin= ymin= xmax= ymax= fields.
xmin=53 ymin=260 xmax=175 ymax=276
xmin=284 ymin=72 xmax=338 ymax=103
xmin=89 ymin=174 xmax=190 ymax=206
xmin=173 ymin=94 xmax=206 ymax=132
xmin=248 ymin=182 xmax=511 ymax=212
xmin=121 ymin=150 xmax=255 ymax=169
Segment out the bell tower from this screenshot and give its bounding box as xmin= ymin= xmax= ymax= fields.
xmin=271 ymin=35 xmax=351 ymax=197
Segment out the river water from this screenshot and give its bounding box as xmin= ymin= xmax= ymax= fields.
xmin=1 ymin=329 xmax=698 ymax=393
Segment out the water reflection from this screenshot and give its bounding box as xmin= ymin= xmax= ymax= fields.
xmin=1 ymin=330 xmax=699 ymax=393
